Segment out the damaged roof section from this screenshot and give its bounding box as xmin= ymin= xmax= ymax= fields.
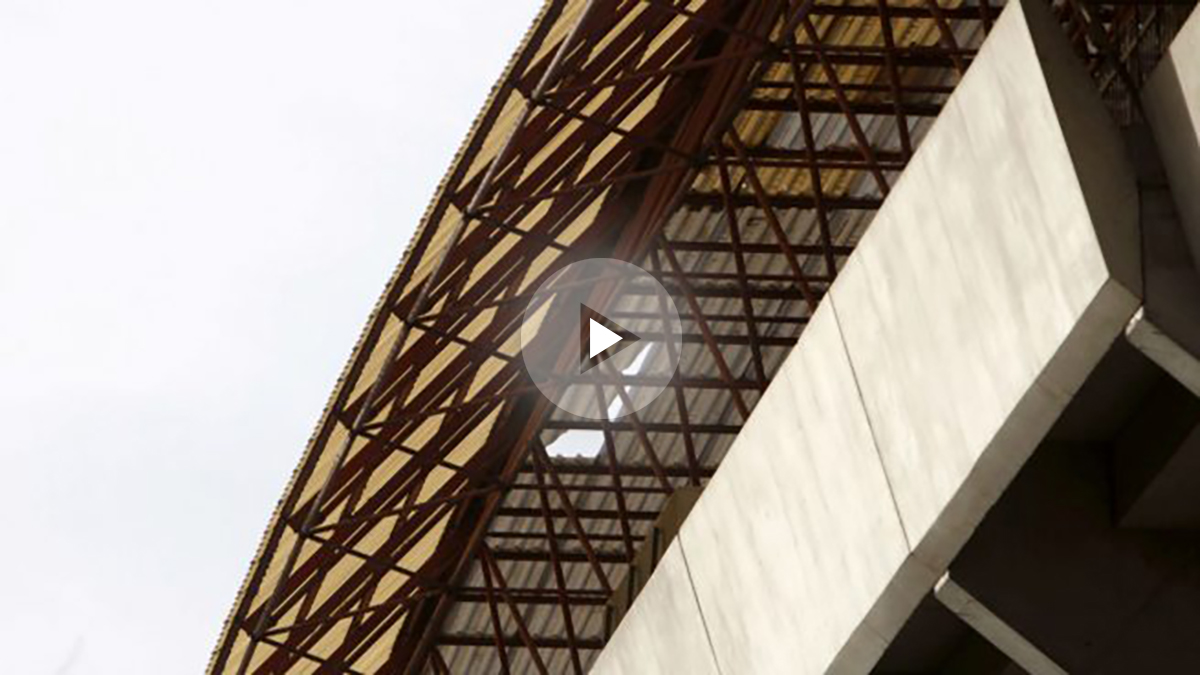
xmin=209 ymin=0 xmax=1191 ymax=673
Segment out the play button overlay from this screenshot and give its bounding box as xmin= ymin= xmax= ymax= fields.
xmin=588 ymin=316 xmax=622 ymax=358
xmin=520 ymin=258 xmax=682 ymax=421
xmin=580 ymin=304 xmax=640 ymax=373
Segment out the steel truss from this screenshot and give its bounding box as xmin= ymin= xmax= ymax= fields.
xmin=209 ymin=0 xmax=1195 ymax=673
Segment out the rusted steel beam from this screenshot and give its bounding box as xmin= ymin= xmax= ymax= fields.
xmin=258 ymin=379 xmax=550 ymax=667
xmin=250 ymin=147 xmax=628 ymax=672
xmin=530 ymin=457 xmax=585 ymax=675
xmin=743 ymin=96 xmax=944 ymax=116
xmin=785 ymin=42 xmax=978 ymax=58
xmin=782 ymin=40 xmax=837 ymax=279
xmin=547 ymin=48 xmax=763 ymax=97
xmin=642 ymin=0 xmax=777 ymax=46
xmin=602 ymin=422 xmax=640 ymax=559
xmin=255 ymin=635 xmax=362 ymax=674
xmin=713 ymin=150 xmax=769 ymax=386
xmin=251 ymin=508 xmax=459 ymax=662
xmin=681 ymin=191 xmax=884 ymax=210
xmin=979 ymin=0 xmax=994 ymax=29
xmin=726 ymin=130 xmax=822 ymax=312
xmin=429 ymin=649 xmax=452 ymax=675
xmin=438 ymin=634 xmax=606 ymax=650
xmin=525 ymin=89 xmax=702 ymax=164
xmin=755 ymin=78 xmax=954 ymax=96
xmin=808 ymin=3 xmax=989 ymax=19
xmin=454 ymin=587 xmax=611 ymax=606
xmin=476 ymin=161 xmax=692 ymax=215
xmin=659 ymin=238 xmax=752 ymax=419
xmin=497 ymin=505 xmax=661 ymax=521
xmin=298 ymin=390 xmax=514 ymax=545
xmin=646 ymin=251 xmax=702 ymax=485
xmin=653 ymin=281 xmax=832 ymax=300
xmin=250 ymin=0 xmax=925 ymax=670
xmin=661 ymin=239 xmax=854 ymax=258
xmin=923 ymin=0 xmax=969 ymax=75
xmin=540 ymin=373 xmax=773 ymax=390
xmin=480 ymin=556 xmax=512 ymax=675
xmin=800 ymin=16 xmax=890 ymax=196
xmin=489 ymin=529 xmax=648 ymax=543
xmin=261 ymin=590 xmax=434 ymax=641
xmin=876 ymin=0 xmax=914 ymax=157
xmin=490 ymin=546 xmax=632 ymax=565
xmin=307 ymin=484 xmax=505 ymax=536
xmin=717 ymin=143 xmax=910 ymax=163
xmin=465 ymin=7 xmax=686 ymax=207
xmin=357 ymin=385 xmax=535 ymax=429
xmin=1062 ymin=0 xmax=1145 ymax=110
xmin=542 ymin=419 xmax=742 ymax=434
xmin=607 ymin=307 xmax=810 ymax=325
xmin=770 ymin=47 xmax=976 ymax=68
xmin=595 ymin=360 xmax=677 ymax=492
xmin=657 ymin=269 xmax=839 ymax=285
xmin=703 ymin=155 xmax=909 ymax=172
xmin=532 ymin=440 xmax=616 ymax=593
xmin=255 ymin=479 xmax=466 ymax=646
xmin=479 ymin=544 xmax=550 ymax=674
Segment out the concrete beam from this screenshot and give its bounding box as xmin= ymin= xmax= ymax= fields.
xmin=934 ymin=574 xmax=1069 ymax=675
xmin=1121 ymin=125 xmax=1200 ymax=397
xmin=591 ymin=0 xmax=1141 ymax=671
xmin=1144 ymin=5 xmax=1200 ymax=269
xmin=948 ymin=442 xmax=1200 ymax=670
xmin=1126 ymin=308 xmax=1200 ymax=397
xmin=831 ymin=0 xmax=1139 ymax=577
xmin=679 ymin=299 xmax=920 ymax=674
xmin=588 ymin=541 xmax=721 ymax=675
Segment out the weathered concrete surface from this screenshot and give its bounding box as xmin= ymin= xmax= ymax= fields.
xmin=679 ymin=300 xmax=920 ymax=675
xmin=830 ymin=0 xmax=1139 ymax=573
xmin=587 ymin=541 xmax=720 ymax=675
xmin=590 ymin=0 xmax=1141 ymax=671
xmin=1144 ymin=5 xmax=1200 ymax=269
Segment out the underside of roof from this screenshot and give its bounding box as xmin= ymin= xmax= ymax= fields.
xmin=209 ymin=1 xmax=1195 ymax=673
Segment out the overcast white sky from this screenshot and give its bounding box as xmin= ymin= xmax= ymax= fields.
xmin=0 ymin=1 xmax=541 ymax=671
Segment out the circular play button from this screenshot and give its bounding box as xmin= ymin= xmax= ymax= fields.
xmin=520 ymin=258 xmax=682 ymax=421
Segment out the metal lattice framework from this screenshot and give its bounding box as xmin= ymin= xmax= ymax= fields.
xmin=209 ymin=0 xmax=1194 ymax=672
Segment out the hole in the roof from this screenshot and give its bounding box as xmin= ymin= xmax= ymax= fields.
xmin=544 ymin=429 xmax=604 ymax=458
xmin=545 ymin=345 xmax=660 ymax=458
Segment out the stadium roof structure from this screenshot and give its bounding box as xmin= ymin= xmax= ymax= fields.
xmin=209 ymin=1 xmax=1193 ymax=673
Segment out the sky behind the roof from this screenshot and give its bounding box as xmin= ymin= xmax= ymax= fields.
xmin=0 ymin=1 xmax=542 ymax=671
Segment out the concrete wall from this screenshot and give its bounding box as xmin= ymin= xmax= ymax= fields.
xmin=590 ymin=0 xmax=1140 ymax=672
xmin=1144 ymin=5 xmax=1200 ymax=271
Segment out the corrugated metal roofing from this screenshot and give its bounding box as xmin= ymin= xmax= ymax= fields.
xmin=206 ymin=0 xmax=1183 ymax=671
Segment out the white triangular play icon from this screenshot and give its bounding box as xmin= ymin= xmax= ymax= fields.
xmin=588 ymin=318 xmax=623 ymax=358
